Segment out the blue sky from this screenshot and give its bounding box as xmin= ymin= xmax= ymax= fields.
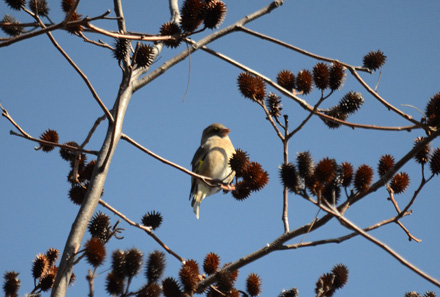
xmin=1 ymin=0 xmax=440 ymax=296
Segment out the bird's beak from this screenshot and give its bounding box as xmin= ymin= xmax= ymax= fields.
xmin=220 ymin=128 xmax=230 ymax=137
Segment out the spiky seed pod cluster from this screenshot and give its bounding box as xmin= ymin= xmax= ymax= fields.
xmin=141 ymin=211 xmax=163 ymax=230
xmin=135 ymin=44 xmax=154 ymax=68
xmin=296 ymin=151 xmax=315 ymax=187
xmin=315 ymin=264 xmax=349 ymax=297
xmin=338 ymin=91 xmax=364 ymax=115
xmin=111 ymin=248 xmax=144 ymax=279
xmin=329 ymin=62 xmax=345 ymax=91
xmin=322 ymin=106 xmax=348 ymax=128
xmin=313 ymin=63 xmax=329 ymax=91
xmin=81 ymin=159 xmax=96 ymax=181
xmin=340 ymin=162 xmax=353 ymax=187
xmin=390 ymin=172 xmax=410 ymax=194
xmin=378 ymin=154 xmax=395 ymax=177
xmin=203 ymin=0 xmax=227 ymax=29
xmin=180 ymin=0 xmax=204 ymax=32
xmin=5 ymin=0 xmax=25 ymax=10
xmin=3 ymin=271 xmax=21 ymax=297
xmin=65 ymin=12 xmax=83 ymax=34
xmin=296 ymin=69 xmax=313 ymax=95
xmin=162 ymin=277 xmax=183 ymax=297
xmin=60 ymin=141 xmax=79 ymax=161
xmin=29 ymin=0 xmax=49 ymax=17
xmin=278 ymin=288 xmax=299 ymax=297
xmin=229 ymin=149 xmax=249 ymax=177
xmin=425 ymin=92 xmax=440 ymax=127
xmin=413 ymin=137 xmax=431 ymax=164
xmin=266 ymin=92 xmax=283 ymax=118
xmin=280 ymin=163 xmax=299 ymax=193
xmin=32 ymin=254 xmax=49 ymax=279
xmin=113 ymin=38 xmax=130 ymax=61
xmin=105 ymin=272 xmax=125 ymax=296
xmin=137 ymin=283 xmax=161 ymax=297
xmin=237 ymin=72 xmax=266 ymax=102
xmin=61 ymin=0 xmax=74 ymax=12
xmin=68 ymin=183 xmax=87 ymax=205
xmin=246 ymin=273 xmax=262 ymax=297
xmin=203 ymin=252 xmax=220 ymax=275
xmin=145 ymin=250 xmax=166 ymax=284
xmin=429 ymin=148 xmax=440 ymax=176
xmin=1 ymin=14 xmax=24 ymax=36
xmin=39 ymin=267 xmax=57 ymax=291
xmin=88 ymin=211 xmax=111 ymax=242
xmin=277 ymin=70 xmax=295 ymax=90
xmin=354 ymin=164 xmax=373 ymax=193
xmin=39 ymin=129 xmax=59 ymax=152
xmin=179 ymin=259 xmax=199 ymax=293
xmin=159 ymin=22 xmax=182 ymax=48
xmin=404 ymin=293 xmax=420 ymax=297
xmin=314 ymin=158 xmax=337 ymax=185
xmin=45 ymin=248 xmax=60 ymax=266
xmin=84 ymin=237 xmax=106 ymax=267
xmin=363 ymin=50 xmax=386 ymax=71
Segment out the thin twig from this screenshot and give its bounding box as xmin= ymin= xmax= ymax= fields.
xmin=396 ymin=220 xmax=422 ymax=242
xmin=98 ymin=199 xmax=186 ymax=263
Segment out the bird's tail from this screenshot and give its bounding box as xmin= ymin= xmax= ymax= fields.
xmin=191 ymin=190 xmax=207 ymax=219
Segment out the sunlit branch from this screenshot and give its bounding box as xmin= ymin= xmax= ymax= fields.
xmin=98 ymin=199 xmax=185 ymax=263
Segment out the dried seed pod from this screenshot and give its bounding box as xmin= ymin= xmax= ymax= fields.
xmin=203 ymin=0 xmax=227 ymax=29
xmin=229 ymin=149 xmax=250 ymax=177
xmin=242 ymin=162 xmax=269 ymax=191
xmin=329 ymin=62 xmax=345 ymax=91
xmin=162 ymin=277 xmax=183 ymax=297
xmin=84 ymin=237 xmax=106 ymax=267
xmin=278 ymin=288 xmax=299 ymax=297
xmin=277 ymin=70 xmax=295 ymax=90
xmin=45 ymin=248 xmax=60 ymax=266
xmin=113 ymin=38 xmax=130 ymax=61
xmin=135 ymin=44 xmax=154 ymax=68
xmin=137 ymin=283 xmax=161 ymax=297
xmin=237 ymin=72 xmax=266 ymax=102
xmin=331 ymin=263 xmax=349 ymax=289
xmin=279 ymin=163 xmax=298 ymax=193
xmin=322 ymin=106 xmax=348 ymax=129
xmin=68 ymin=183 xmax=87 ymax=205
xmin=179 ymin=259 xmax=199 ymax=293
xmin=29 ymin=0 xmax=49 ymax=16
xmin=142 ymin=211 xmax=163 ymax=230
xmin=296 ymin=69 xmax=313 ymax=95
xmin=246 ymin=273 xmax=262 ymax=297
xmin=5 ymin=0 xmax=25 ymax=10
xmin=1 ymin=14 xmax=24 ymax=36
xmin=159 ymin=22 xmax=182 ymax=48
xmin=32 ymin=254 xmax=49 ymax=279
xmin=340 ymin=162 xmax=353 ymax=188
xmin=3 ymin=271 xmax=21 ymax=297
xmin=363 ymin=50 xmax=387 ymax=71
xmin=425 ymin=92 xmax=440 ymax=127
xmin=180 ymin=0 xmax=204 ymax=32
xmin=231 ymin=181 xmax=251 ymax=201
xmin=354 ymin=164 xmax=373 ymax=192
xmin=105 ymin=272 xmax=125 ymax=295
xmin=39 ymin=129 xmax=59 ymax=152
xmin=314 ymin=158 xmax=337 ymax=185
xmin=313 ymin=62 xmax=329 ymax=90
xmin=88 ymin=211 xmax=111 ymax=242
xmin=338 ymin=92 xmax=364 ymax=115
xmin=124 ymin=249 xmax=143 ymax=278
xmin=203 ymin=252 xmax=220 ymax=275
xmin=266 ymin=92 xmax=283 ymax=118
xmin=429 ymin=148 xmax=440 ymax=176
xmin=390 ymin=172 xmax=410 ymax=194
xmin=413 ymin=137 xmax=431 ymax=165
xmin=378 ymin=154 xmax=395 ymax=178
xmin=146 ymin=250 xmax=166 ymax=283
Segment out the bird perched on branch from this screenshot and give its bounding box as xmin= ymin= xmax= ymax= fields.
xmin=189 ymin=123 xmax=235 ymax=219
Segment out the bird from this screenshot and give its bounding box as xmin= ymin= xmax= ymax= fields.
xmin=189 ymin=123 xmax=236 ymax=219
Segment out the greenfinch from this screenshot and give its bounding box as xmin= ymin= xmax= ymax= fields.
xmin=189 ymin=123 xmax=236 ymax=219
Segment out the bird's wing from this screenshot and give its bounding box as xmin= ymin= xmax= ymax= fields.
xmin=189 ymin=145 xmax=208 ymax=200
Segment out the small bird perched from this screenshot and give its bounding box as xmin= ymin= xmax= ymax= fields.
xmin=189 ymin=123 xmax=236 ymax=219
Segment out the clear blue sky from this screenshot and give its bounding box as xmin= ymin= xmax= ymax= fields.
xmin=1 ymin=1 xmax=440 ymax=296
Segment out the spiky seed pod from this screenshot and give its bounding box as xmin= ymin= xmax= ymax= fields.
xmin=237 ymin=72 xmax=266 ymax=102
xmin=203 ymin=0 xmax=227 ymax=29
xmin=68 ymin=183 xmax=87 ymax=205
xmin=39 ymin=267 xmax=56 ymax=291
xmin=242 ymin=162 xmax=269 ymax=191
xmin=315 ymin=273 xmax=334 ymax=296
xmin=278 ymin=288 xmax=299 ymax=297
xmin=413 ymin=137 xmax=430 ymax=164
xmin=179 ymin=259 xmax=199 ymax=293
xmin=216 ymin=271 xmax=235 ymax=294
xmin=137 ymin=283 xmax=161 ymax=297
xmin=3 ymin=271 xmax=21 ymax=297
xmin=266 ymin=92 xmax=283 ymax=118
xmin=84 ymin=237 xmax=106 ymax=267
xmin=378 ymin=154 xmax=395 ymax=178
xmin=425 ymin=92 xmax=440 ymax=127
xmin=1 ymin=14 xmax=24 ymax=36
xmin=105 ymin=272 xmax=125 ymax=295
xmin=70 ymin=153 xmax=87 ymax=174
xmin=390 ymin=172 xmax=410 ymax=194
xmin=29 ymin=0 xmax=49 ymax=16
xmin=180 ymin=0 xmax=204 ymax=32
xmin=203 ymin=252 xmax=220 ymax=275
xmin=279 ymin=163 xmax=298 ymax=193
xmin=231 ymin=181 xmax=251 ymax=201
xmin=135 ymin=44 xmax=154 ymax=68
xmin=4 ymin=0 xmax=25 ymax=10
xmin=354 ymin=164 xmax=374 ymax=192
xmin=340 ymin=162 xmax=353 ymax=187
xmin=314 ymin=158 xmax=337 ymax=185
xmin=424 ymin=292 xmax=436 ymax=297
xmin=32 ymin=254 xmax=49 ymax=279
xmin=146 ymin=250 xmax=166 ymax=284
xmin=113 ymin=38 xmax=130 ymax=61
xmin=61 ymin=0 xmax=74 ymax=12
xmin=322 ymin=183 xmax=341 ymax=205
xmin=141 ymin=211 xmax=163 ymax=230
xmin=123 ymin=249 xmax=143 ymax=278
xmin=246 ymin=273 xmax=262 ymax=297
xmin=296 ymin=69 xmax=313 ymax=95
xmin=363 ymin=49 xmax=387 ymax=71
xmin=322 ymin=106 xmax=348 ymax=129
xmin=277 ymin=70 xmax=295 ymax=90
xmin=229 ymin=148 xmax=250 ymax=177
xmin=162 ymin=277 xmax=183 ymax=297
xmin=405 ymin=293 xmax=421 ymax=297
xmin=39 ymin=129 xmax=59 ymax=152
xmin=338 ymin=91 xmax=364 ymax=115
xmin=60 ymin=141 xmax=79 ymax=161
xmin=80 ymin=160 xmax=96 ymax=181
xmin=88 ymin=211 xmax=111 ymax=242
xmin=329 ymin=62 xmax=345 ymax=91
xmin=111 ymin=249 xmax=126 ymax=278
xmin=331 ymin=263 xmax=349 ymax=289
xmin=159 ymin=22 xmax=182 ymax=48
xmin=65 ymin=12 xmax=83 ymax=34
xmin=313 ymin=63 xmax=329 ymax=90
xmin=296 ymin=151 xmax=315 ymax=182
xmin=45 ymin=248 xmax=60 ymax=266
xmin=429 ymin=148 xmax=440 ymax=175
